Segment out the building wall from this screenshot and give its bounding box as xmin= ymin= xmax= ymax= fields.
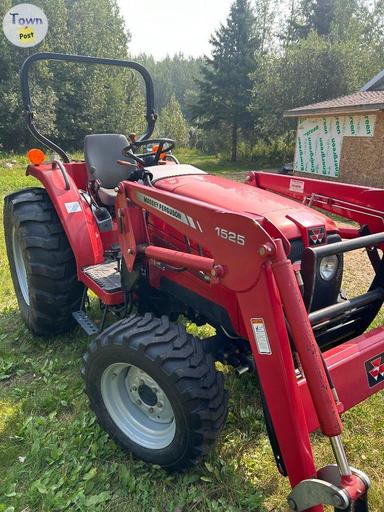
xmin=339 ymin=111 xmax=384 ymax=187
xmin=294 ymin=111 xmax=384 ymax=187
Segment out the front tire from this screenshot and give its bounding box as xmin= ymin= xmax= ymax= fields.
xmin=82 ymin=313 xmax=228 ymax=471
xmin=4 ymin=188 xmax=84 ymax=336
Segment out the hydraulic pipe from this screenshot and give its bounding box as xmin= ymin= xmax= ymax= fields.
xmin=141 ymin=245 xmax=222 ymax=275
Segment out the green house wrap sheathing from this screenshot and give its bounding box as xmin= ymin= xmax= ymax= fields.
xmin=294 ymin=114 xmax=376 ymax=177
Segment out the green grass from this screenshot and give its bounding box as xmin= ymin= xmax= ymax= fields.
xmin=0 ymin=152 xmax=383 ymax=512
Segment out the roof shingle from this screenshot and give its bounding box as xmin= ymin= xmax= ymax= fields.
xmin=284 ymin=90 xmax=384 ymax=118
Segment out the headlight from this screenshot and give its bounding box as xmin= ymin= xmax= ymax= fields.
xmin=319 ymin=255 xmax=338 ymax=281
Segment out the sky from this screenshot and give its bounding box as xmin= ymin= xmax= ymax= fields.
xmin=117 ymin=0 xmax=234 ymax=59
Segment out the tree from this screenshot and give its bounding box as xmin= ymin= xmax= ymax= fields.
xmin=193 ymin=0 xmax=259 ymax=161
xmin=155 ymin=95 xmax=189 ymax=146
xmin=0 ymin=0 xmax=141 ymax=152
xmin=249 ymin=32 xmax=352 ymax=141
xmin=283 ymin=0 xmax=360 ymax=42
xmin=137 ymin=53 xmax=203 ymax=118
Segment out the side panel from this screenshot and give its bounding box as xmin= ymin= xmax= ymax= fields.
xmin=299 ymin=325 xmax=384 ymax=432
xmin=27 ymin=164 xmax=104 ymax=269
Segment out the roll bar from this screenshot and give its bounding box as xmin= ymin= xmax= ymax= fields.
xmin=20 ymin=52 xmax=157 ymax=163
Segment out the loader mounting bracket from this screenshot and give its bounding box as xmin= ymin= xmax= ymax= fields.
xmin=288 ymin=465 xmax=370 ymax=511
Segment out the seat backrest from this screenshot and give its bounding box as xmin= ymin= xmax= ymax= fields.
xmin=84 ymin=133 xmax=135 ymax=189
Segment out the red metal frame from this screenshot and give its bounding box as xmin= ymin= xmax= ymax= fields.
xmin=116 ymin=176 xmax=384 ymax=510
xmin=27 ymin=161 xmax=384 ymax=510
xmin=27 ymin=162 xmax=104 ymax=269
xmin=247 ymin=171 xmax=384 ymax=237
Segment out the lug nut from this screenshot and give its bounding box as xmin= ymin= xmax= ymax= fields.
xmin=149 ymin=407 xmax=154 ymax=413
xmin=137 ymin=399 xmax=142 ymax=406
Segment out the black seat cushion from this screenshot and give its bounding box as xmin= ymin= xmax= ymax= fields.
xmin=97 ymin=187 xmax=117 ymax=206
xmin=84 ymin=134 xmax=136 ymax=203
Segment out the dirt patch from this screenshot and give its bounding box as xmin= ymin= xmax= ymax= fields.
xmin=0 ymin=372 xmax=35 ymax=389
xmin=342 ymin=249 xmax=376 ymax=297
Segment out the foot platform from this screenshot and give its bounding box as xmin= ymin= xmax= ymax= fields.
xmin=83 ymin=261 xmax=121 ymax=292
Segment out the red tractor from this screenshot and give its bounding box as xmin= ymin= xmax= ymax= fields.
xmin=5 ymin=52 xmax=384 ymax=512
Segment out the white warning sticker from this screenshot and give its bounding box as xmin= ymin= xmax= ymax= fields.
xmin=289 ymin=179 xmax=304 ymax=194
xmin=64 ymin=201 xmax=81 ymax=213
xmin=251 ymin=318 xmax=271 ymax=355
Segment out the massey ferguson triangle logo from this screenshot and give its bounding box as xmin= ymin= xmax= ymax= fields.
xmin=308 ymin=226 xmax=326 ymax=246
xmin=365 ymin=353 xmax=384 ymax=388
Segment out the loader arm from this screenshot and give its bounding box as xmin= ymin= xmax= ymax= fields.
xmin=115 ymin=180 xmax=381 ymax=511
xmin=247 ymin=172 xmax=384 ymax=236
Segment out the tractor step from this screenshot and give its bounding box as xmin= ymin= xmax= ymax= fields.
xmin=72 ymin=310 xmax=99 ymax=336
xmin=82 ymin=261 xmax=121 ymax=292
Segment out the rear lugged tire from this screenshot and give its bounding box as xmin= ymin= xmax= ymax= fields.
xmin=4 ymin=187 xmax=84 ymax=336
xmin=82 ymin=313 xmax=228 ymax=471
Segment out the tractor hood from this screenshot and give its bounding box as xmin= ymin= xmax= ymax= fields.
xmin=154 ymin=169 xmax=338 ymax=241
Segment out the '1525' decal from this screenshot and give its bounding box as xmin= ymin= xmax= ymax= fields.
xmin=214 ymin=227 xmax=246 ymax=246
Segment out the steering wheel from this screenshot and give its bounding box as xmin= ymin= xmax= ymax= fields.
xmin=122 ymin=138 xmax=175 ymax=166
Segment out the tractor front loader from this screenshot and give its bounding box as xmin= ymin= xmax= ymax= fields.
xmin=4 ymin=52 xmax=384 ymax=511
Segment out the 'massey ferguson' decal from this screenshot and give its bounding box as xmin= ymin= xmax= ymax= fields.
xmin=136 ymin=192 xmax=202 ymax=231
xmin=365 ymin=352 xmax=384 ymax=388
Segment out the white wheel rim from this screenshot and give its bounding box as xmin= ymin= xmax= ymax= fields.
xmin=101 ymin=363 xmax=176 ymax=449
xmin=12 ymin=227 xmax=30 ymax=305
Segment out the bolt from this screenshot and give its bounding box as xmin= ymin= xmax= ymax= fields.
xmin=140 ymin=379 xmax=145 ymax=386
xmin=132 ymin=386 xmax=137 ymax=392
xmin=211 ymin=265 xmax=224 ymax=278
xmin=259 ymin=243 xmax=275 ymax=257
xmin=137 ymin=399 xmax=142 ymax=406
xmin=158 ymin=402 xmax=163 ymax=409
xmin=112 ymin=373 xmax=117 ymax=379
xmin=333 ymin=494 xmax=344 ymax=507
xmin=152 ymin=387 xmax=158 ymax=394
xmin=287 ymin=498 xmax=297 ymax=511
xmin=127 ymin=248 xmax=135 ymax=255
xmin=149 ymin=407 xmax=154 ymax=413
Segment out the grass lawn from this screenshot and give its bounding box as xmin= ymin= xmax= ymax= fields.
xmin=0 ymin=151 xmax=383 ymax=512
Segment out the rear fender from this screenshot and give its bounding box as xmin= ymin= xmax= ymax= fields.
xmin=27 ymin=163 xmax=104 ymax=270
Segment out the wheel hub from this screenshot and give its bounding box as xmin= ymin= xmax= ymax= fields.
xmin=125 ymin=366 xmax=172 ymax=423
xmin=101 ymin=362 xmax=176 ymax=449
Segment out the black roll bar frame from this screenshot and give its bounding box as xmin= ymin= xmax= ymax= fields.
xmin=20 ymin=52 xmax=157 ymax=163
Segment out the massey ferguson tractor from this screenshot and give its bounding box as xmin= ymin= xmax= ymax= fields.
xmin=4 ymin=52 xmax=384 ymax=512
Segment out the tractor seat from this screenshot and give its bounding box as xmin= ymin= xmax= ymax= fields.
xmin=84 ymin=133 xmax=136 ymax=206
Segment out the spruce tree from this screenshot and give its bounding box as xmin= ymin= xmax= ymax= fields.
xmin=193 ymin=0 xmax=258 ymax=161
